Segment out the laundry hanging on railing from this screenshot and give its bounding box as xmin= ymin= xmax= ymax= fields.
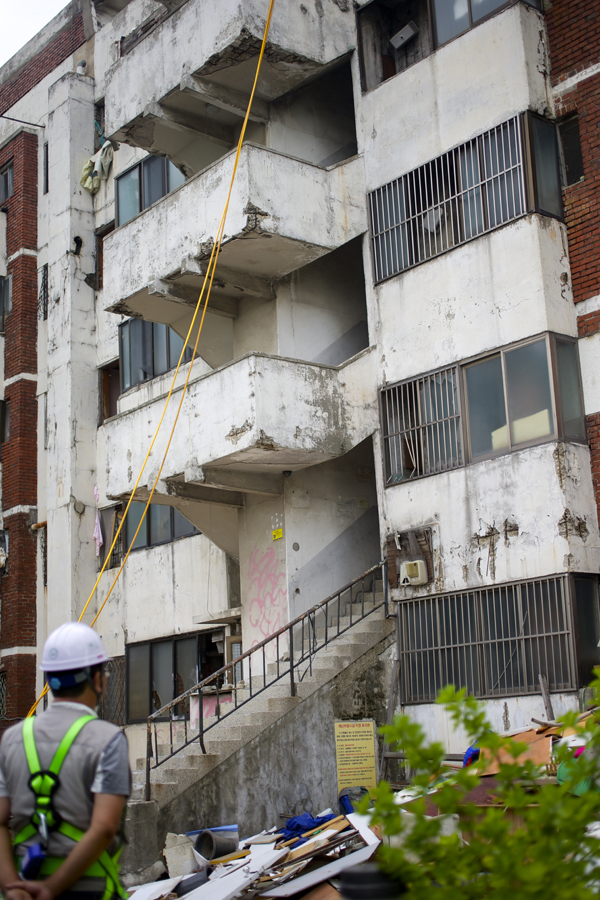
xmin=80 ymin=141 xmax=113 ymax=194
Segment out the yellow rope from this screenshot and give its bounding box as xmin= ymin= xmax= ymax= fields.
xmin=27 ymin=0 xmax=276 ymax=716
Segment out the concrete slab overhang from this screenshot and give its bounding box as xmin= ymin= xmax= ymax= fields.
xmin=103 ymin=144 xmax=367 ymax=328
xmin=102 ymin=347 xmax=377 ymax=504
xmin=103 ymin=0 xmax=355 ymax=147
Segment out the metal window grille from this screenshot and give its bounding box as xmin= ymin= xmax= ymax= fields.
xmin=369 ymin=115 xmax=527 ymax=282
xmin=38 ymin=264 xmax=49 ymax=321
xmin=381 ymin=366 xmax=463 ymax=484
xmin=398 ymin=575 xmax=576 ymax=703
xmin=98 ymin=656 xmax=126 ymax=725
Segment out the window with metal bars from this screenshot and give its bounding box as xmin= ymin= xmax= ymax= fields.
xmin=97 ymin=657 xmax=126 ymax=725
xmin=369 ymin=113 xmax=562 ymax=282
xmin=381 ymin=333 xmax=586 ymax=484
xmin=398 ymin=575 xmax=578 ymax=703
xmin=381 ymin=366 xmax=462 ymax=482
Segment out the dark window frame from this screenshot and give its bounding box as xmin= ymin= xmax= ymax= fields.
xmin=381 ymin=332 xmax=586 ymax=486
xmin=430 ymin=0 xmax=542 ymax=51
xmin=558 ymin=114 xmax=585 ymax=188
xmin=0 ymin=162 xmax=13 ymax=204
xmin=42 ymin=143 xmax=49 ymax=195
xmin=125 ymin=629 xmax=227 ymax=724
xmin=0 ymin=275 xmax=12 ymax=333
xmin=115 ymin=155 xmax=185 ymax=227
xmin=125 ymin=500 xmax=199 ymax=553
xmin=0 ymin=400 xmax=10 ymax=445
xmin=369 ymin=112 xmax=563 ymax=284
xmin=119 ymin=319 xmax=194 ymax=393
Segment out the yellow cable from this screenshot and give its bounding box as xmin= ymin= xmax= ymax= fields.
xmin=27 ymin=0 xmax=276 ymax=716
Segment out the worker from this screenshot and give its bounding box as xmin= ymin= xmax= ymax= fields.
xmin=0 ymin=623 xmax=130 ymax=900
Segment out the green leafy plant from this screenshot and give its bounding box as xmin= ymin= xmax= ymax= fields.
xmin=364 ymin=674 xmax=600 ymax=899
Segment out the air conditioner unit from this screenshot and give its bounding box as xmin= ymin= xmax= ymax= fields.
xmin=400 ymin=559 xmax=428 ymax=586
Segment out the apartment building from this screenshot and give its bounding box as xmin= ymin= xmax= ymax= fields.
xmin=0 ymin=0 xmax=598 ymax=769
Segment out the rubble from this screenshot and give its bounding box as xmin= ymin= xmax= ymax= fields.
xmin=128 ymin=812 xmax=381 ymax=900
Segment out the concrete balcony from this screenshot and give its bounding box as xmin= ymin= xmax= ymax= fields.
xmin=104 ymin=0 xmax=355 ymax=170
xmin=99 ymin=349 xmax=376 ymax=554
xmin=103 ymin=144 xmax=366 ymax=329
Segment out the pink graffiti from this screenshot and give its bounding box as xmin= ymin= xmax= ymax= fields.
xmin=247 ymin=546 xmax=288 ymax=657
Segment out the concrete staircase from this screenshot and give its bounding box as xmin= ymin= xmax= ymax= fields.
xmin=130 ymin=586 xmax=393 ymax=806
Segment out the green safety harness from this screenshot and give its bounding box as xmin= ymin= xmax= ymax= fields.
xmin=13 ymin=715 xmax=126 ymax=900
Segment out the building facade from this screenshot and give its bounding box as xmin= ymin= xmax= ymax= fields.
xmin=0 ymin=0 xmax=598 ymax=754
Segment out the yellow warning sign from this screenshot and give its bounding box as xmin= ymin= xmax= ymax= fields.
xmin=272 ymin=528 xmax=283 ymax=541
xmin=334 ymin=720 xmax=377 ymax=793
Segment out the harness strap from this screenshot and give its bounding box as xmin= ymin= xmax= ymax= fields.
xmin=15 ymin=714 xmax=126 ymax=900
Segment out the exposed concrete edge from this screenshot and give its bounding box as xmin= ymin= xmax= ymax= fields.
xmin=150 ymin=625 xmax=396 ymax=857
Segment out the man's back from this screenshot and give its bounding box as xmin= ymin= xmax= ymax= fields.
xmin=0 ymin=702 xmax=129 ymax=859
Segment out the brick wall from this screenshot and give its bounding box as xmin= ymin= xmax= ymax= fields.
xmin=0 ymin=15 xmax=86 ymax=117
xmin=0 ymin=131 xmax=38 ymax=725
xmin=546 ymin=0 xmax=600 ymax=86
xmin=554 ymin=73 xmax=600 ymax=305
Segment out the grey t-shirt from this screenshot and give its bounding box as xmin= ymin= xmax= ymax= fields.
xmin=0 ymin=701 xmax=131 ymax=859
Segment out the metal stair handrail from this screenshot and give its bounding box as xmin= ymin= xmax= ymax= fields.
xmin=144 ymin=561 xmax=389 ymax=800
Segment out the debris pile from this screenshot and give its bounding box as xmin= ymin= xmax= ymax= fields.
xmin=129 ymin=811 xmax=381 ymax=900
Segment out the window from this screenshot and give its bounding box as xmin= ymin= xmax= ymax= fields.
xmin=369 ymin=113 xmax=562 ymax=282
xmin=99 ymin=360 xmax=120 ymax=424
xmin=559 ymin=116 xmax=585 ymax=187
xmin=38 ymin=265 xmax=48 ymax=321
xmin=573 ymin=577 xmax=600 ymax=687
xmin=98 ymin=505 xmax=124 ymax=570
xmin=381 ymin=333 xmax=585 ymax=484
xmin=116 ymin=156 xmax=185 ymax=226
xmin=125 ymin=501 xmax=199 ymax=552
xmin=126 ymin=631 xmax=227 ymax=722
xmin=432 ymin=0 xmax=541 ymax=48
xmin=0 ymin=401 xmax=9 ymax=445
xmin=398 ymin=575 xmax=577 ymax=703
xmin=0 ymin=275 xmax=11 ymax=332
xmin=0 ymin=163 xmax=13 ymax=204
xmin=95 ymin=222 xmax=114 ymax=291
xmin=97 ymin=656 xmax=125 ymax=725
xmin=119 ymin=319 xmax=194 ymax=392
xmin=357 ymin=0 xmax=433 ymax=92
xmin=381 ymin=366 xmax=463 ymax=482
xmin=42 ymin=143 xmax=49 ymax=195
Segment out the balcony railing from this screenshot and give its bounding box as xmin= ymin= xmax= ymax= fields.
xmin=145 ymin=562 xmax=389 ymax=800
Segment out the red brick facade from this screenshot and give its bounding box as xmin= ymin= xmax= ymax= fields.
xmin=0 ymin=15 xmax=86 ymax=117
xmin=546 ymin=0 xmax=600 ymax=87
xmin=0 ymin=132 xmax=39 ymax=726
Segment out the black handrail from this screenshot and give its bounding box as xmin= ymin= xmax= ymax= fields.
xmin=145 ymin=561 xmax=389 ymax=800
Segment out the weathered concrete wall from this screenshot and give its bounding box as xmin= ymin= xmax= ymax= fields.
xmin=357 ymin=3 xmax=549 ymax=191
xmin=102 ymin=146 xmax=367 ymax=317
xmin=276 ymin=238 xmax=368 ymax=366
xmin=101 ymin=350 xmax=378 ymax=499
xmin=372 ymin=217 xmax=575 ymax=389
xmin=103 ymin=0 xmax=356 ymax=138
xmin=238 ymin=494 xmax=288 ymax=661
xmin=380 ymin=441 xmax=600 ymax=596
xmin=402 ymin=691 xmax=580 ymax=753
xmin=285 ymin=440 xmax=379 ymax=617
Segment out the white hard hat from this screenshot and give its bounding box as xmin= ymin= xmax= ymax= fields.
xmin=41 ymin=622 xmax=110 ymax=672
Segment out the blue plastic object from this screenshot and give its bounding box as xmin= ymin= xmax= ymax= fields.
xmin=21 ymin=843 xmax=46 ymax=879
xmin=281 ymin=812 xmax=336 ymax=847
xmin=463 ymin=744 xmax=480 ymax=767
